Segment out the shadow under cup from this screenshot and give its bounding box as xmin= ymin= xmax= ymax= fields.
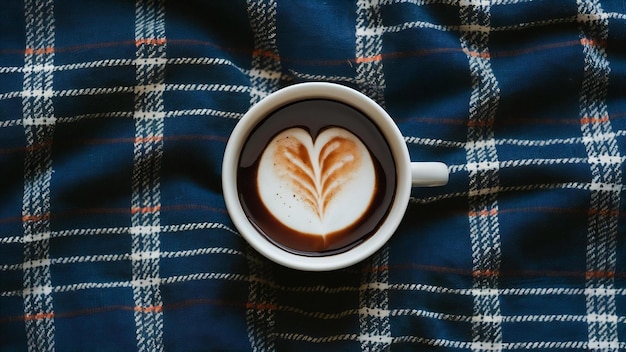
xmin=236 ymin=99 xmax=397 ymax=256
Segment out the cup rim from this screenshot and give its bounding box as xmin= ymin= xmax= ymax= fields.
xmin=222 ymin=82 xmax=411 ymax=271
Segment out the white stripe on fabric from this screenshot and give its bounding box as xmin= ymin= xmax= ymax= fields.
xmin=0 ymin=84 xmax=251 ymax=101
xmin=288 ymin=69 xmax=360 ymax=86
xmin=352 ymin=7 xmax=626 ymax=36
xmin=0 ymin=222 xmax=238 ymax=245
xmin=359 ymin=247 xmax=391 ymax=351
xmin=459 ymin=1 xmax=503 ymax=351
xmin=269 ymin=333 xmax=626 ymax=350
xmin=577 ymin=0 xmax=622 ymax=350
xmin=355 ymin=1 xmax=391 ymax=348
xmin=412 ymin=181 xmax=626 ymax=205
xmin=355 ymin=0 xmax=387 ymax=106
xmin=10 ymin=273 xmax=626 ymax=299
xmin=245 ymin=1 xmax=281 ymax=351
xmin=245 ymin=248 xmax=277 ymax=352
xmin=1 ymin=247 xmax=243 ymax=272
xmin=131 ymin=0 xmax=167 ymax=351
xmin=448 ymin=156 xmax=626 ymax=174
xmin=246 ymin=0 xmax=282 ymax=105
xmin=21 ymin=0 xmax=56 ymax=351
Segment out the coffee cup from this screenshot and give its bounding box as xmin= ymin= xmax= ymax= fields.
xmin=222 ymin=82 xmax=448 ymax=271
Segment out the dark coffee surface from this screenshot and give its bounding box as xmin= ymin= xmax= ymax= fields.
xmin=237 ymin=99 xmax=396 ymax=256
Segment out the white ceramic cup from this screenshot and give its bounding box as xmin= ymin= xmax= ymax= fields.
xmin=222 ymin=82 xmax=448 ymax=271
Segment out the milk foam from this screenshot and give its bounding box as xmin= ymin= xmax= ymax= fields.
xmin=257 ymin=127 xmax=376 ymax=237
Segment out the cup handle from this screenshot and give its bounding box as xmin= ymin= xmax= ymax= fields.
xmin=411 ymin=162 xmax=449 ymax=187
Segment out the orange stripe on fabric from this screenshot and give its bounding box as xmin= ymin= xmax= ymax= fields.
xmin=588 ymin=208 xmax=621 ymax=217
xmin=586 ymin=270 xmax=615 ymax=279
xmin=355 ymin=54 xmax=383 ymax=63
xmin=469 ymin=209 xmax=498 ymax=217
xmin=463 ymin=48 xmax=490 ymax=59
xmin=0 ymin=142 xmax=52 ymax=155
xmin=0 ymin=216 xmax=22 ymax=224
xmin=134 ymin=305 xmax=163 ymax=313
xmin=0 ymin=38 xmax=600 ymax=64
xmin=24 ymin=312 xmax=54 ymax=321
xmin=581 ymin=115 xmax=610 ymax=124
xmin=24 ymin=47 xmax=54 ymax=55
xmin=0 ymin=298 xmax=285 ymax=325
xmin=245 ymin=302 xmax=277 ymax=311
xmin=135 ymin=136 xmax=164 ymax=144
xmin=22 ymin=213 xmax=51 ymax=222
xmin=131 ymin=206 xmax=161 ymax=214
xmin=252 ymin=49 xmax=280 ymax=61
xmin=580 ymin=38 xmax=607 ymax=47
xmin=135 ymin=38 xmax=167 ymax=46
xmin=25 ymin=141 xmax=54 ymax=152
xmin=467 ymin=119 xmax=495 ymax=128
xmin=473 ymin=269 xmax=499 ymax=278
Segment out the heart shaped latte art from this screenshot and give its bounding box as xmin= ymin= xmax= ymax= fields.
xmin=257 ymin=127 xmax=377 ymax=237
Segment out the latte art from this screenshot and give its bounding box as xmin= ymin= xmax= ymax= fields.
xmin=257 ymin=127 xmax=377 ymax=237
xmin=237 ymin=99 xmax=396 ymax=255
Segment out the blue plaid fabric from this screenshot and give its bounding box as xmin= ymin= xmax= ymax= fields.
xmin=1 ymin=0 xmax=625 ymax=350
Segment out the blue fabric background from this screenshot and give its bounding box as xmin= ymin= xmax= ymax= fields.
xmin=1 ymin=0 xmax=625 ymax=351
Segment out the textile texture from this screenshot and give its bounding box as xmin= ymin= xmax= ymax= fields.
xmin=1 ymin=0 xmax=626 ymax=351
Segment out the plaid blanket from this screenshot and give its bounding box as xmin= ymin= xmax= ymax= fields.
xmin=1 ymin=0 xmax=625 ymax=350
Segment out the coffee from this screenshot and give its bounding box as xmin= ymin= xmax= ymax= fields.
xmin=237 ymin=99 xmax=396 ymax=256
